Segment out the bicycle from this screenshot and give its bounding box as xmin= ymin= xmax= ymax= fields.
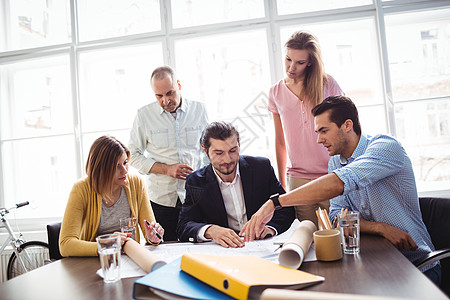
xmin=0 ymin=201 xmax=49 ymax=280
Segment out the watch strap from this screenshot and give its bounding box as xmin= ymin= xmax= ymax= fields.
xmin=270 ymin=193 xmax=282 ymax=210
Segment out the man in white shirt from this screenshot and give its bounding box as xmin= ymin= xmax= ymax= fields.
xmin=129 ymin=66 xmax=208 ymax=241
xmin=176 ymin=121 xmax=295 ymax=247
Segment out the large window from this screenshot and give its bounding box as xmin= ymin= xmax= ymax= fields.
xmin=77 ymin=0 xmax=161 ymax=42
xmin=171 ymin=0 xmax=265 ymax=28
xmin=281 ymin=17 xmax=385 ymax=134
xmin=385 ymin=8 xmax=450 ymax=191
xmin=175 ymin=29 xmax=273 ymax=157
xmin=0 ymin=55 xmax=74 ymax=218
xmin=1 ymin=1 xmax=449 ymax=229
xmin=0 ymin=0 xmax=71 ymax=52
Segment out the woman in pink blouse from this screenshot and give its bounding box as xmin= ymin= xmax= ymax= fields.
xmin=268 ymin=30 xmax=344 ymax=228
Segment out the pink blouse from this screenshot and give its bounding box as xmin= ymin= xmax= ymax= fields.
xmin=268 ymin=76 xmax=343 ymax=179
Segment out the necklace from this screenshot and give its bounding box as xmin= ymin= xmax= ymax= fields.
xmin=102 ymin=188 xmax=121 ymax=206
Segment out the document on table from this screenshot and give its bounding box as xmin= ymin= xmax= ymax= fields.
xmin=96 ymin=255 xmax=147 ymax=279
xmin=97 ymin=219 xmax=316 ymax=279
xmin=149 ymin=219 xmax=315 ymax=262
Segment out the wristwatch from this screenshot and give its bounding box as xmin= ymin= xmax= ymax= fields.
xmin=269 ymin=193 xmax=282 ymax=210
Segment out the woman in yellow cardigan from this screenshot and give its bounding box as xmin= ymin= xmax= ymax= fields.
xmin=60 ymin=135 xmax=164 ymax=256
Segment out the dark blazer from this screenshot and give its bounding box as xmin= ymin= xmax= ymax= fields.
xmin=176 ymin=155 xmax=295 ymax=242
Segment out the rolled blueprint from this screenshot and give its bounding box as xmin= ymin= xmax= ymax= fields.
xmin=278 ymin=220 xmax=316 ymax=269
xmin=123 ymin=239 xmax=166 ymax=273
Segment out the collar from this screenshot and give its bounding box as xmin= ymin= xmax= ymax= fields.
xmin=339 ymin=133 xmax=368 ymax=165
xmin=158 ymin=96 xmax=185 ymax=115
xmin=212 ymin=162 xmax=240 ymax=186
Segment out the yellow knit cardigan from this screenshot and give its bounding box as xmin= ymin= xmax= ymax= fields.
xmin=59 ymin=173 xmax=155 ymax=257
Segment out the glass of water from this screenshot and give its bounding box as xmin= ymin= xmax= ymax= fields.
xmin=96 ymin=233 xmax=121 ymax=283
xmin=338 ymin=211 xmax=360 ymax=254
xmin=120 ymin=217 xmax=137 ymax=240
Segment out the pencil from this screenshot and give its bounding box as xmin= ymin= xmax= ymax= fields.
xmin=317 ymin=208 xmax=329 ymax=230
xmin=315 ymin=209 xmax=325 ymax=230
xmin=323 ymin=209 xmax=333 ymax=229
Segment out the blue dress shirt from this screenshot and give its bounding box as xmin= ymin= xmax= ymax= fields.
xmin=328 ymin=133 xmax=436 ymax=271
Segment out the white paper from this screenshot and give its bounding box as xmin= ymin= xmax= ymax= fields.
xmin=96 ymin=219 xmax=316 ymax=279
xmin=96 ymin=254 xmax=147 ymax=279
xmin=147 ymin=219 xmax=316 ymax=264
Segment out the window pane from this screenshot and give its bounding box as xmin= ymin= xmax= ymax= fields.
xmin=277 ymin=0 xmax=372 ymax=15
xmin=2 ymin=136 xmax=77 ymax=218
xmin=385 ymin=8 xmax=450 ymax=101
xmin=174 ymin=29 xmax=272 ymax=157
xmin=77 ymin=0 xmax=161 ymax=42
xmin=0 ymin=0 xmax=70 ymax=52
xmin=82 ymin=130 xmax=132 ymax=169
xmin=0 ymin=55 xmax=73 ymax=140
xmin=358 ymin=105 xmax=387 ymax=135
xmin=78 ymin=43 xmax=164 ymax=132
xmin=281 ymin=18 xmax=384 ymax=107
xmin=395 ymin=98 xmax=450 ymax=191
xmin=171 ymin=0 xmax=265 ymax=28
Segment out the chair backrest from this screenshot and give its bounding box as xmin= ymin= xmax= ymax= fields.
xmin=419 ymin=197 xmax=450 ymax=295
xmin=46 ymin=222 xmax=63 ymax=261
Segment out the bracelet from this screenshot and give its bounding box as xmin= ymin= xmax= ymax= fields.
xmin=121 ymin=239 xmax=129 ymax=254
xmin=148 ymin=239 xmax=162 ymax=246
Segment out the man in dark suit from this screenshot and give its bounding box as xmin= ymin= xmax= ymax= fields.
xmin=176 ymin=121 xmax=295 ymax=248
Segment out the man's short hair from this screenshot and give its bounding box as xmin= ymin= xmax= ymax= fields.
xmin=151 ymin=66 xmax=176 ymax=81
xmin=201 ymin=121 xmax=240 ymax=152
xmin=311 ymin=95 xmax=362 ymax=135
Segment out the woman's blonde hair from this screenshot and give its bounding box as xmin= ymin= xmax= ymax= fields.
xmin=86 ymin=135 xmax=130 ymax=198
xmin=285 ymin=30 xmax=327 ymax=106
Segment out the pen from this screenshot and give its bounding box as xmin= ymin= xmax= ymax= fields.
xmin=273 ymin=242 xmax=283 ymax=252
xmin=146 ymin=220 xmax=164 ymax=242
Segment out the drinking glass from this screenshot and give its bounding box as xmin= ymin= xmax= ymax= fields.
xmin=120 ymin=217 xmax=137 ymax=240
xmin=96 ymin=233 xmax=121 ymax=283
xmin=338 ymin=211 xmax=360 ymax=254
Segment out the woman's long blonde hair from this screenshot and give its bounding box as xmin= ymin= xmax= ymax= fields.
xmin=285 ymin=30 xmax=327 ymax=107
xmin=85 ymin=135 xmax=130 ymax=199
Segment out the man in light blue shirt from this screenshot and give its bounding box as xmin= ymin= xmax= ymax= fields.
xmin=129 ymin=66 xmax=208 ymax=241
xmin=241 ymin=95 xmax=440 ymax=285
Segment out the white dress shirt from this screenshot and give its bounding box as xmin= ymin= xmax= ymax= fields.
xmin=198 ymin=164 xmax=247 ymax=241
xmin=129 ymin=98 xmax=208 ymax=207
xmin=197 ymin=162 xmax=278 ymax=241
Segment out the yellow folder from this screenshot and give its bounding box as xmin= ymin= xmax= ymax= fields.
xmin=180 ymin=253 xmax=324 ymax=300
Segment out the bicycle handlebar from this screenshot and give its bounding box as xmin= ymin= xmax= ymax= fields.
xmin=16 ymin=201 xmax=29 ymax=208
xmin=0 ymin=201 xmax=30 ymax=215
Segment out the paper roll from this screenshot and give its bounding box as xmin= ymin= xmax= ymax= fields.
xmin=279 ymin=220 xmax=316 ymax=269
xmin=123 ymin=239 xmax=166 ymax=273
xmin=260 ymin=289 xmax=408 ymax=300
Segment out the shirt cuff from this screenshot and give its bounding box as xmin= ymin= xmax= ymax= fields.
xmin=197 ymin=224 xmax=213 ymax=242
xmin=266 ymin=225 xmax=278 ymax=237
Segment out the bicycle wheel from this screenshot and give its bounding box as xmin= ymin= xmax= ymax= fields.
xmin=7 ymin=241 xmax=49 ymax=280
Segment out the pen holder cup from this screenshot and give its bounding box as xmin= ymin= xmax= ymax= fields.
xmin=313 ymin=229 xmax=342 ymax=262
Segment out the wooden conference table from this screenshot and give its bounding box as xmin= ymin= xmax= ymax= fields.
xmin=0 ymin=235 xmax=447 ymax=300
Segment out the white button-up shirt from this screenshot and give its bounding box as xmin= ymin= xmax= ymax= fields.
xmin=129 ymin=98 xmax=208 ymax=207
xmin=198 ymin=164 xmax=247 ymax=241
xmin=197 ymin=163 xmax=278 ymax=241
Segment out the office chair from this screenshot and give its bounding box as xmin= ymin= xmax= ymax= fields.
xmin=413 ymin=197 xmax=450 ymax=297
xmin=46 ymin=222 xmax=63 ymax=261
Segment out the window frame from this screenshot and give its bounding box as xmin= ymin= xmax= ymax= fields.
xmin=0 ymin=0 xmax=449 ymax=235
